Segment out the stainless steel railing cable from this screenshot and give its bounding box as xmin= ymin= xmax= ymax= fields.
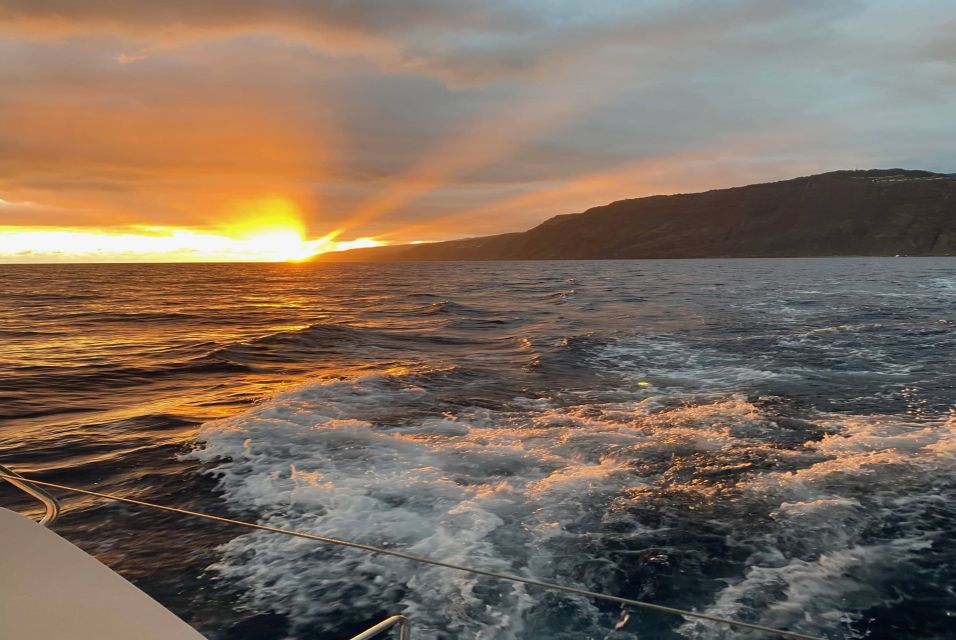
xmin=0 ymin=464 xmax=60 ymax=525
xmin=349 ymin=615 xmax=411 ymax=640
xmin=0 ymin=471 xmax=823 ymax=640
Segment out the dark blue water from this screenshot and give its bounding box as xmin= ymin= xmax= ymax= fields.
xmin=1 ymin=259 xmax=954 ymax=639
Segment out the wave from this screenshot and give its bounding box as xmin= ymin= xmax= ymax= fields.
xmin=416 ymin=300 xmax=485 ymax=316
xmin=201 ymin=322 xmax=369 ymax=366
xmin=189 ymin=372 xmax=956 ymax=639
xmin=52 ymin=310 xmax=205 ymax=323
xmin=592 ymin=335 xmax=802 ymax=393
xmin=593 ymin=328 xmax=956 ymax=417
xmin=683 ymin=413 xmax=956 ymax=638
xmin=931 ymin=277 xmax=956 ymax=295
xmin=2 ymin=358 xmax=252 ymax=394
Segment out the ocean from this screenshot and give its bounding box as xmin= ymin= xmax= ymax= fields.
xmin=1 ymin=258 xmax=954 ymax=639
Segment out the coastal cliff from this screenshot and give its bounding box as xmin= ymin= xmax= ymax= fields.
xmin=317 ymin=169 xmax=956 ymax=261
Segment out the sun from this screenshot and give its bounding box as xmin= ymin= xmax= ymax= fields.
xmin=221 ymin=197 xmax=385 ymax=261
xmin=0 ymin=196 xmax=386 ymax=263
xmin=222 ymin=197 xmax=313 ymax=262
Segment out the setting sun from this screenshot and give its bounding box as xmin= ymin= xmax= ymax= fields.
xmin=0 ymin=197 xmax=384 ymax=263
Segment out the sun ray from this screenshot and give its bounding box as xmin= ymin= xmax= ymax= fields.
xmin=335 ymin=66 xmax=624 ymax=237
xmin=378 ymin=134 xmax=802 ymax=244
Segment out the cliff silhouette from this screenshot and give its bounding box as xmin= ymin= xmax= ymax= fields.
xmin=317 ymin=169 xmax=956 ymax=261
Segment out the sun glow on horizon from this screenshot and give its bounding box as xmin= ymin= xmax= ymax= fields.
xmin=0 ymin=197 xmax=385 ymax=263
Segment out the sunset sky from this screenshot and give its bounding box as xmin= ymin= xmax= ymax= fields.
xmin=1 ymin=1 xmax=955 ymax=262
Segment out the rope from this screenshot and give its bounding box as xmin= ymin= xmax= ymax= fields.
xmin=0 ymin=472 xmax=822 ymax=640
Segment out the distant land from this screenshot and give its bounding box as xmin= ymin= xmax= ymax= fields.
xmin=316 ymin=169 xmax=956 ymax=261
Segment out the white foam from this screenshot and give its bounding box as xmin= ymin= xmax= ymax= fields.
xmin=189 ymin=374 xmax=956 ymax=638
xmin=679 ymin=539 xmax=932 ymax=640
xmin=686 ymin=412 xmax=956 ymax=638
xmin=593 ymin=335 xmax=799 ymax=393
xmin=931 ymin=277 xmax=956 ymax=295
xmin=189 ymin=376 xmax=785 ymax=636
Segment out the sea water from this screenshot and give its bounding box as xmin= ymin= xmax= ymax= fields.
xmin=1 ymin=258 xmax=954 ymax=639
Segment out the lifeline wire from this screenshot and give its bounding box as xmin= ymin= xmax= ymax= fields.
xmin=0 ymin=472 xmax=823 ymax=640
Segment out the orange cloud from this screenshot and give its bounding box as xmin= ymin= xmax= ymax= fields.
xmin=0 ymin=38 xmax=341 ymax=232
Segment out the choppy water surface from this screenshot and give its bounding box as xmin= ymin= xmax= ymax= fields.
xmin=1 ymin=259 xmax=955 ymax=639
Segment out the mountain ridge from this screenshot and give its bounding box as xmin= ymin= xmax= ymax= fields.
xmin=315 ymin=169 xmax=956 ymax=261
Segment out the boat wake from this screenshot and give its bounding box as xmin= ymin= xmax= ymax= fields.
xmin=191 ymin=371 xmax=956 ymax=639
